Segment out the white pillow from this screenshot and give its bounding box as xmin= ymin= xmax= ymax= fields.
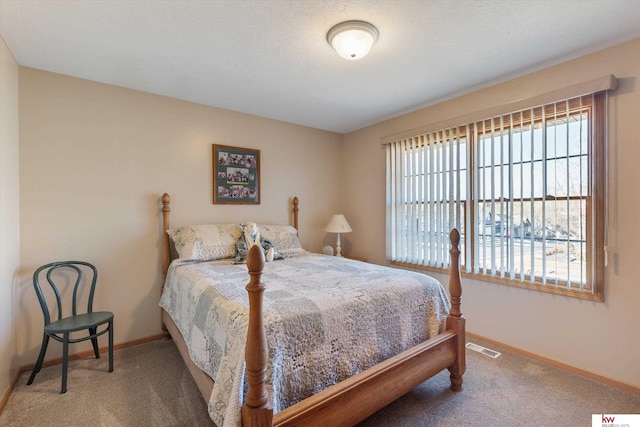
xmin=167 ymin=224 xmax=241 ymax=260
xmin=258 ymin=224 xmax=305 ymax=256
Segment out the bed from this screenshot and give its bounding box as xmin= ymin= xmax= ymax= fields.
xmin=159 ymin=193 xmax=465 ymax=427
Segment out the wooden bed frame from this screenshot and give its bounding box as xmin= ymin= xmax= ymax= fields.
xmin=160 ymin=193 xmax=465 ymax=427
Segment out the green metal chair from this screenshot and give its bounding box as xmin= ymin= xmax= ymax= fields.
xmin=27 ymin=261 xmax=114 ymax=393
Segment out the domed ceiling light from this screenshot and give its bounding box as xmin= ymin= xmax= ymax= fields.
xmin=326 ymin=20 xmax=379 ymax=60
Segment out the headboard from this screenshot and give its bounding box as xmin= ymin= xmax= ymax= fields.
xmin=160 ymin=193 xmax=299 ymax=277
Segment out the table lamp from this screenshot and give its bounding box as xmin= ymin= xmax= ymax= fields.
xmin=325 ymin=214 xmax=352 ymax=257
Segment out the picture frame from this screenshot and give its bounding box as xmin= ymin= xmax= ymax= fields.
xmin=213 ymin=144 xmax=260 ymax=204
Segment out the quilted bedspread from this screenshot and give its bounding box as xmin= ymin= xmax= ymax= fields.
xmin=159 ymin=253 xmax=450 ymax=427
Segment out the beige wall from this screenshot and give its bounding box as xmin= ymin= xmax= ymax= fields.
xmin=0 ymin=36 xmax=20 ymax=397
xmin=17 ymin=68 xmax=343 ymax=363
xmin=342 ymin=38 xmax=640 ymax=388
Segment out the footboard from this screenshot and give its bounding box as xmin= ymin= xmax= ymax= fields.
xmin=242 ymin=228 xmax=465 ymax=427
xmin=273 ymin=332 xmax=458 ymax=426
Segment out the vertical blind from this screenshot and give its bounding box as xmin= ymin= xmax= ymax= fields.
xmin=385 ymin=76 xmax=615 ymax=296
xmin=386 ymin=128 xmax=468 ymax=270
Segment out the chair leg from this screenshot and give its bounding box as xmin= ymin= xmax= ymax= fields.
xmin=61 ymin=333 xmax=69 ymax=394
xmin=27 ymin=334 xmax=50 ymax=385
xmin=89 ymin=327 xmax=100 ymax=359
xmin=108 ymin=320 xmax=114 ymax=373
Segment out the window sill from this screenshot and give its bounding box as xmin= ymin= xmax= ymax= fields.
xmin=389 ymin=260 xmax=604 ymax=302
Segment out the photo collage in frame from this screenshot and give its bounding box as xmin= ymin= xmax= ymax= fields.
xmin=213 ymin=144 xmax=260 ymax=204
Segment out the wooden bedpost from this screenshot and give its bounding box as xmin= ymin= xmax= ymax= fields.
xmin=446 ymin=228 xmax=466 ymax=392
xmin=161 ymin=193 xmax=171 ymax=277
xmin=161 ymin=193 xmax=172 ymax=332
xmin=242 ymin=245 xmax=273 ymax=427
xmin=292 ymin=196 xmax=299 ymax=234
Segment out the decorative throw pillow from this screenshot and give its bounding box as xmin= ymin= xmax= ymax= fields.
xmin=167 ymin=224 xmax=242 ymax=260
xmin=258 ymin=224 xmax=306 ymax=256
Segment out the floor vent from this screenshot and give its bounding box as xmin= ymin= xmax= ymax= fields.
xmin=465 ymin=342 xmax=502 ymax=358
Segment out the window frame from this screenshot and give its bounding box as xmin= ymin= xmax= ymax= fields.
xmin=388 ymin=93 xmax=606 ymax=302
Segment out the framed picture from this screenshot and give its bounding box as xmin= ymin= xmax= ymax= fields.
xmin=213 ymin=144 xmax=260 ymax=204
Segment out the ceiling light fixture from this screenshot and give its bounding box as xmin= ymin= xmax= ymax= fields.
xmin=327 ymin=20 xmax=378 ymax=60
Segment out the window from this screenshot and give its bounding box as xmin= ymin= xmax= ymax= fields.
xmin=386 ymin=91 xmax=608 ymax=301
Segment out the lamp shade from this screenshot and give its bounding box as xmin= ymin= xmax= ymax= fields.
xmin=325 ymin=214 xmax=352 ymax=233
xmin=327 ymin=20 xmax=378 ymax=60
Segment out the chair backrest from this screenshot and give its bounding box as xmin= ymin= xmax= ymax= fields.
xmin=32 ymin=261 xmax=98 ymax=326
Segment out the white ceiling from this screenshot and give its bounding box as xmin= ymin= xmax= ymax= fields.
xmin=1 ymin=1 xmax=639 ymax=134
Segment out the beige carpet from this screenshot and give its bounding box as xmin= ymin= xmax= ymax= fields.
xmin=1 ymin=339 xmax=213 ymax=427
xmin=1 ymin=337 xmax=638 ymax=426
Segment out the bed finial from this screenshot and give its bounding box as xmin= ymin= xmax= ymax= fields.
xmin=243 ymin=245 xmax=273 ymax=425
xmin=162 ymin=192 xmax=171 ymax=207
xmin=450 ymin=227 xmax=460 ymax=247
